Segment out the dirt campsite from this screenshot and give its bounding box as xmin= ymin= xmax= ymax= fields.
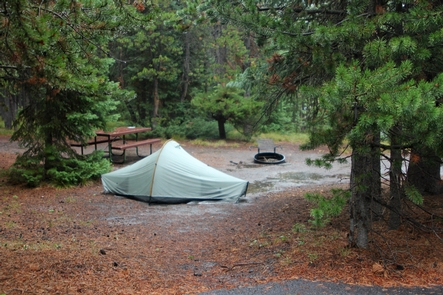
xmin=1 ymin=136 xmax=443 ymax=294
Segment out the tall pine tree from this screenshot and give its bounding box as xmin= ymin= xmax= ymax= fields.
xmin=1 ymin=0 xmax=142 ymax=185
xmin=209 ymin=0 xmax=443 ymax=247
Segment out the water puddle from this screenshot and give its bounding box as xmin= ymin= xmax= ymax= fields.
xmin=247 ymin=171 xmax=349 ymax=195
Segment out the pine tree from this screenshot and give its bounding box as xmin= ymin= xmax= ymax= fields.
xmin=192 ymin=85 xmax=263 ymax=139
xmin=0 ymin=0 xmax=141 ymax=185
xmin=209 ymin=0 xmax=443 ymax=247
xmin=109 ymin=1 xmax=185 ymax=127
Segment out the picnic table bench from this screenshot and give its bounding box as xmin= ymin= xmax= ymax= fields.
xmin=111 ymin=138 xmax=161 ymax=163
xmin=70 ymin=127 xmax=161 ymax=163
xmin=69 ymin=137 xmax=116 ymax=155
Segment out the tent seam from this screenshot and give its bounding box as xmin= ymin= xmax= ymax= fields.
xmin=149 ymin=139 xmax=174 ymax=203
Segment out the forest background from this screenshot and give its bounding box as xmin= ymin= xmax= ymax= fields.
xmin=0 ymin=0 xmax=304 ymax=140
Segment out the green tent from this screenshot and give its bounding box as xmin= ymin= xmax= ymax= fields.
xmin=101 ymin=140 xmax=249 ymax=203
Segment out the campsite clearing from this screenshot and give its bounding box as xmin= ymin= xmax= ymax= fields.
xmin=0 ymin=136 xmax=443 ymax=294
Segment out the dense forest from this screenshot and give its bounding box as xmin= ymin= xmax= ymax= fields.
xmin=0 ymin=0 xmax=304 ymax=139
xmin=2 ymin=0 xmax=443 ymax=249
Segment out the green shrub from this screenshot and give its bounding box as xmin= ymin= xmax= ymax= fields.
xmin=185 ymin=118 xmax=228 ymax=139
xmin=304 ymin=188 xmax=350 ymax=228
xmin=8 ymin=151 xmax=111 ymax=187
xmin=8 ymin=156 xmax=44 ymax=187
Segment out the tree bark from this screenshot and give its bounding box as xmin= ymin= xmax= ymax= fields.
xmin=349 ymin=148 xmax=372 ymax=249
xmin=388 ymin=137 xmax=403 ymax=229
xmin=212 ymin=23 xmax=227 ymax=77
xmin=152 ymin=76 xmax=160 ymax=118
xmin=124 ymin=101 xmax=138 ymax=123
xmin=407 ymin=148 xmax=443 ymax=195
xmin=215 ymin=116 xmax=227 ymax=139
xmin=180 ymin=31 xmax=191 ymax=103
xmin=370 ymin=131 xmax=383 ymax=220
xmin=116 ymin=46 xmax=139 ymax=123
xmin=0 ymin=88 xmax=28 ymax=129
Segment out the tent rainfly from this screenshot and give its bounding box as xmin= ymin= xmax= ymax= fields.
xmin=101 ymin=140 xmax=249 ymax=203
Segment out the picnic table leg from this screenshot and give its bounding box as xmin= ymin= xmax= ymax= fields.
xmin=122 ymin=135 xmax=127 ymax=162
xmin=110 ymin=135 xmax=127 ymax=163
xmin=104 ymin=135 xmax=126 ymax=163
xmin=135 ymin=134 xmax=140 ymax=157
xmin=106 ymin=135 xmax=112 ymax=162
xmin=134 ymin=134 xmax=151 ymax=157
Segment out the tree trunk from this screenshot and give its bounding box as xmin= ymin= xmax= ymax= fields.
xmin=152 ymin=76 xmax=160 ymax=118
xmin=0 ymin=88 xmax=28 ymax=129
xmin=388 ymin=140 xmax=403 ymax=229
xmin=0 ymin=92 xmax=15 ymax=129
xmin=212 ymin=23 xmax=227 ymax=77
xmin=349 ymin=148 xmax=373 ymax=249
xmin=407 ymin=148 xmax=443 ymax=195
xmin=43 ymin=104 xmax=54 ymax=180
xmin=117 ymin=47 xmax=139 ymax=123
xmin=180 ymin=31 xmax=191 ymax=103
xmin=370 ymin=131 xmax=383 ymax=220
xmin=124 ymin=101 xmax=138 ymax=123
xmin=216 ymin=117 xmax=227 ymax=139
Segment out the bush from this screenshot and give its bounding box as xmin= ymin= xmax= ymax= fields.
xmin=8 ymin=151 xmax=111 ymax=187
xmin=184 ymin=118 xmax=226 ymax=139
xmin=304 ymin=188 xmax=350 ymax=228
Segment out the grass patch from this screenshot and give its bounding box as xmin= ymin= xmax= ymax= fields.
xmin=188 ymin=139 xmax=241 ymax=148
xmin=0 ymin=120 xmax=14 ymax=136
xmin=0 ymin=129 xmax=14 ymax=136
xmin=226 ymin=129 xmax=252 ymax=141
xmin=254 ymin=132 xmax=309 ymax=144
xmin=185 ymin=132 xmax=309 ymax=147
xmin=0 ymin=233 xmax=64 ymax=251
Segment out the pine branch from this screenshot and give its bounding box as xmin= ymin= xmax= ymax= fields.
xmin=373 ymin=142 xmax=414 ymax=150
xmin=32 ymin=5 xmax=128 ymax=63
xmin=257 ymin=6 xmax=347 ymax=16
xmin=35 ymin=7 xmax=110 ymax=56
xmin=0 ymin=65 xmax=23 ymax=70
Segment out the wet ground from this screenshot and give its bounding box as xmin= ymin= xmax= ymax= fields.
xmin=67 ymin=139 xmax=352 ymax=199
xmin=1 ymin=137 xmax=443 ymax=294
xmin=0 ymin=137 xmax=351 ymax=196
xmin=180 ymin=142 xmax=351 ymax=198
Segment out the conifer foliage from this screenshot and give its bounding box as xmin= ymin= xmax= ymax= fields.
xmin=210 ymin=0 xmax=443 ymax=248
xmin=0 ymin=0 xmax=139 ymax=185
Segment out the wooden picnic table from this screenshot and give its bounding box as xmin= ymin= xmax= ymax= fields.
xmin=70 ymin=127 xmax=161 ymax=163
xmin=95 ymin=126 xmax=152 ymax=138
xmin=95 ymin=127 xmax=159 ymax=163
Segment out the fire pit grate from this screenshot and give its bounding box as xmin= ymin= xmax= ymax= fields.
xmin=254 ymin=139 xmax=285 ymax=164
